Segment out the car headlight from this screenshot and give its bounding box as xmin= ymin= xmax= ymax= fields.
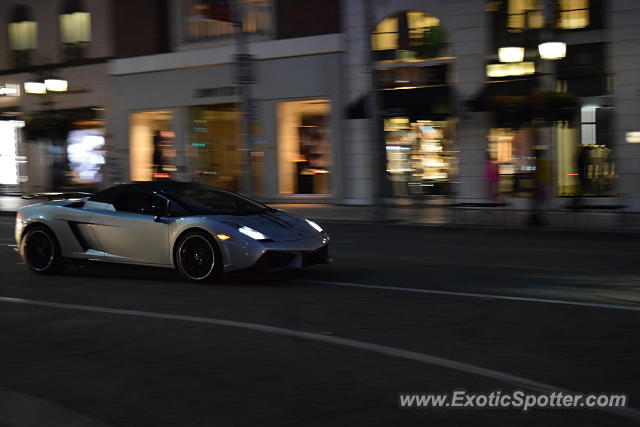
xmin=238 ymin=225 xmax=270 ymax=241
xmin=305 ymin=219 xmax=323 ymax=233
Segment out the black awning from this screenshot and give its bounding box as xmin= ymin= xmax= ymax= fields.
xmin=467 ymin=78 xmax=537 ymax=112
xmin=346 ymin=85 xmax=453 ymax=121
xmin=467 ymin=77 xmax=578 ymax=127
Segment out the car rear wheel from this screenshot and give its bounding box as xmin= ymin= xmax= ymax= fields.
xmin=21 ymin=225 xmax=63 ymax=274
xmin=175 ymin=231 xmax=222 ymax=283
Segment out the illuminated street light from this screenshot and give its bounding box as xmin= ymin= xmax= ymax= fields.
xmin=24 ymin=81 xmax=46 ymax=94
xmin=44 ymin=78 xmax=68 ymax=92
xmin=538 ymin=41 xmax=566 ymax=60
xmin=498 ymin=46 xmax=525 ymax=63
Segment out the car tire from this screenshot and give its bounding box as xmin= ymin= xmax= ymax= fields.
xmin=21 ymin=225 xmax=64 ymax=274
xmin=174 ymin=230 xmax=222 ymax=283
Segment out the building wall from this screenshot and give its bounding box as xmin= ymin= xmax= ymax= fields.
xmin=611 ymin=1 xmax=640 ymax=209
xmin=275 ymin=0 xmax=341 ymax=39
xmin=0 ymin=0 xmax=113 ymax=69
xmin=111 ymin=0 xmax=170 ymax=58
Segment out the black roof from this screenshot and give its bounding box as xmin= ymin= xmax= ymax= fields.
xmin=88 ymin=181 xmax=203 ymax=204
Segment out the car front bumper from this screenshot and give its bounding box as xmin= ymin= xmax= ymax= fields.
xmin=221 ymin=234 xmax=331 ymax=273
xmin=251 ymin=244 xmax=332 ymax=272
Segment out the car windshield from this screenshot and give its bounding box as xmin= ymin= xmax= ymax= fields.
xmin=163 ymin=185 xmax=269 ymax=215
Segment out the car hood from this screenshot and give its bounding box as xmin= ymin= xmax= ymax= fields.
xmin=214 ymin=210 xmax=318 ymax=242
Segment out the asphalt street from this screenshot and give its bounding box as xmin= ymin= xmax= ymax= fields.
xmin=0 ymin=216 xmax=639 ymax=427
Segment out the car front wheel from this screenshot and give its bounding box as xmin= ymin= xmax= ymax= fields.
xmin=175 ymin=231 xmax=222 ymax=283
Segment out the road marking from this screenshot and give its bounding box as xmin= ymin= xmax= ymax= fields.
xmin=304 ymin=280 xmax=640 ymax=312
xmin=0 ymin=295 xmax=638 ymax=421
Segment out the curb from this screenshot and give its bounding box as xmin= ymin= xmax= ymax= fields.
xmin=306 ymin=217 xmax=640 ymax=236
xmin=1 ymin=209 xmax=637 ymax=235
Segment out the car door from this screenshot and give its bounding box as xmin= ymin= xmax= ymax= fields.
xmin=90 ymin=190 xmax=171 ymax=265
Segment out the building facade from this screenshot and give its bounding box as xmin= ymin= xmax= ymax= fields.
xmin=105 ymin=0 xmax=640 ymax=210
xmin=0 ymin=0 xmax=169 ymax=193
xmin=107 ymin=0 xmax=343 ymax=203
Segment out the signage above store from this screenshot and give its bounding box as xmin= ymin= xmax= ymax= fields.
xmin=0 ymin=84 xmax=20 ymax=97
xmin=194 ymin=86 xmax=238 ymax=98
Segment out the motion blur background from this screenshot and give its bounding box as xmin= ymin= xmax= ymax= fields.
xmin=0 ymin=0 xmax=637 ymax=213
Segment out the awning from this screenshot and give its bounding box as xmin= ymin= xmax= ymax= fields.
xmin=346 ymin=85 xmax=453 ymax=121
xmin=468 ymin=77 xmax=578 ymax=126
xmin=467 ymin=78 xmax=537 ymax=112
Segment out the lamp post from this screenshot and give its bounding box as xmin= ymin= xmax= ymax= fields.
xmin=24 ymin=72 xmax=68 ymax=96
xmin=531 ymin=0 xmax=565 ymax=226
xmin=231 ymin=0 xmax=255 ymax=196
xmin=363 ymin=0 xmax=387 ymax=221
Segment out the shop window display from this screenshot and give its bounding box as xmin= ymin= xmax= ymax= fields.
xmin=129 ymin=111 xmax=176 ymax=182
xmin=188 ymin=105 xmax=242 ymax=191
xmin=385 ymin=118 xmax=455 ymax=196
xmin=278 ymin=100 xmax=331 ymax=195
xmin=487 ymin=128 xmax=537 ymax=197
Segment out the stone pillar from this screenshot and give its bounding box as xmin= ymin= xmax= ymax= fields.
xmin=610 ymin=3 xmax=640 ymax=211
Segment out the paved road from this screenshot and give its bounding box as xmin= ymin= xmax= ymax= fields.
xmin=1 ymin=217 xmax=639 ymax=426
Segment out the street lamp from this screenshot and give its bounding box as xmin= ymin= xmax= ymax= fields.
xmin=23 ymin=81 xmax=46 ymax=94
xmin=44 ymin=78 xmax=68 ymax=92
xmin=498 ymin=46 xmax=525 ymax=63
xmin=538 ymin=41 xmax=566 ymax=60
xmin=24 ymin=73 xmax=68 ymax=95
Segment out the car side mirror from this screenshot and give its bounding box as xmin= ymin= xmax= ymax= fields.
xmin=153 ymin=215 xmax=162 ymax=222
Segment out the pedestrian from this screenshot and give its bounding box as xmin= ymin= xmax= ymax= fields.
xmin=485 ymin=152 xmax=500 ymax=202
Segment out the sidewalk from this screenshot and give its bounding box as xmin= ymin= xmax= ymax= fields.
xmin=270 ymin=203 xmax=640 ymax=233
xmin=2 ymin=195 xmax=639 ymax=233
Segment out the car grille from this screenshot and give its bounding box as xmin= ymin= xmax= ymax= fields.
xmin=253 ymin=245 xmax=331 ymax=272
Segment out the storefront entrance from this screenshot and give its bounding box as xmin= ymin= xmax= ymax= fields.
xmin=277 ymin=99 xmax=331 ymax=195
xmin=129 ymin=110 xmax=176 ymax=182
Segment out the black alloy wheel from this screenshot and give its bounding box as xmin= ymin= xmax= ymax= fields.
xmin=175 ymin=231 xmax=221 ymax=282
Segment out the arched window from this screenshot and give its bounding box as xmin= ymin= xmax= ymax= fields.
xmin=8 ymin=4 xmax=37 ymax=67
xmin=371 ymin=11 xmax=446 ymax=62
xmin=60 ymin=0 xmax=91 ymax=60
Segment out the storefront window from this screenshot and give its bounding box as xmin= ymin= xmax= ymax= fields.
xmin=557 ymin=0 xmax=589 ymax=29
xmin=506 ymin=0 xmax=544 ymax=32
xmin=129 ymin=111 xmax=176 ymax=182
xmin=371 ymin=11 xmax=447 ymax=62
xmin=66 ymin=129 xmax=104 ymax=185
xmin=184 ymin=0 xmax=270 ymax=42
xmin=385 ymin=118 xmax=456 ymax=196
xmin=277 ymin=100 xmax=331 ymax=195
xmin=556 ymin=106 xmax=615 ymax=197
xmin=188 ymin=104 xmax=241 ymax=191
xmin=487 ymin=128 xmax=536 ymax=196
xmin=0 ymin=120 xmax=25 ymax=187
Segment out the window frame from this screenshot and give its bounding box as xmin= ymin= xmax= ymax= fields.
xmin=113 ymin=190 xmax=168 ymax=216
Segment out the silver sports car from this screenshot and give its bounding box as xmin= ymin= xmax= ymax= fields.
xmin=15 ymin=182 xmax=331 ymax=282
